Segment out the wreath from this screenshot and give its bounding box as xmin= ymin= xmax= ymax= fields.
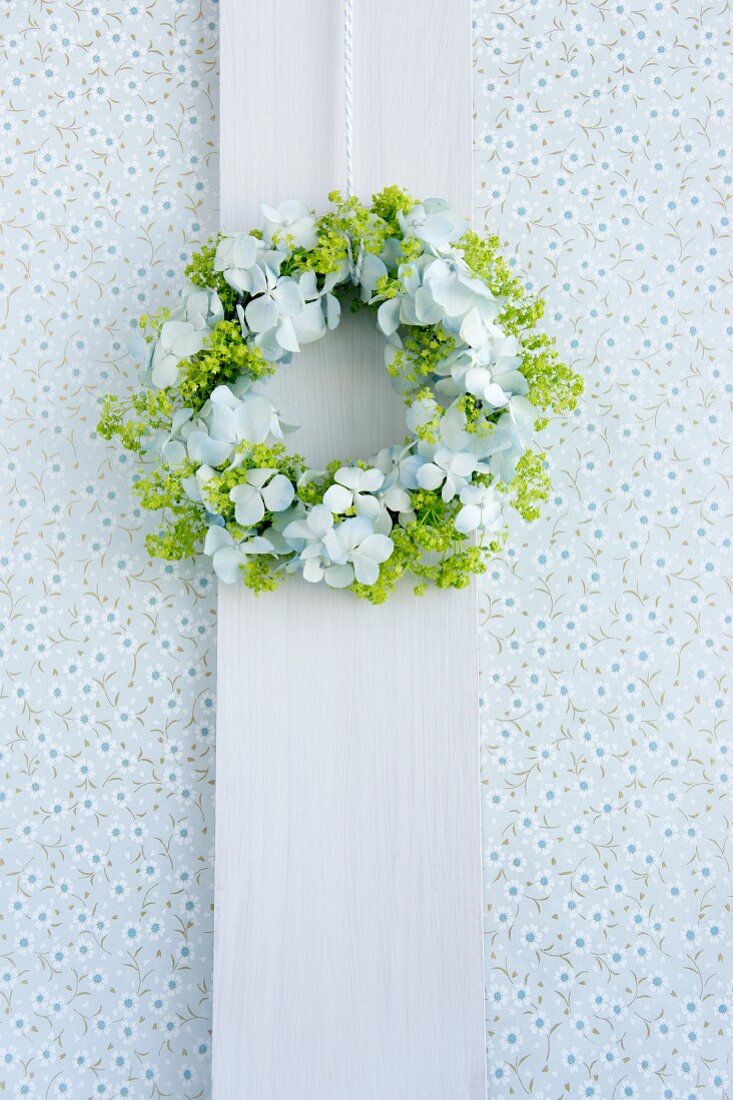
xmin=98 ymin=187 xmax=583 ymax=603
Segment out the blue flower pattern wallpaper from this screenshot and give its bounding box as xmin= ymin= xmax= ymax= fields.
xmin=0 ymin=1 xmax=729 ymax=1097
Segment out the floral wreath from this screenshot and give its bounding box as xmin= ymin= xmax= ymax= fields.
xmin=99 ymin=187 xmax=583 ymax=603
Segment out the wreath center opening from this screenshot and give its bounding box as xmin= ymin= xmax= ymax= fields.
xmin=256 ymin=301 xmax=407 ymax=470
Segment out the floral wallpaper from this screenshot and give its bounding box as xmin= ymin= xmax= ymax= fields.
xmin=0 ymin=1 xmax=729 ymax=1099
xmin=473 ymin=2 xmax=731 ymax=1097
xmin=0 ymin=1 xmax=218 ymax=1097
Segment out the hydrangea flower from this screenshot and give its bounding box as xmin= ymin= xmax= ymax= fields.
xmin=368 ymin=445 xmax=415 ymax=527
xmin=416 ymin=446 xmax=478 ymax=502
xmin=422 ymin=257 xmax=499 ymax=323
xmin=229 ymin=470 xmax=295 ymax=526
xmin=186 ymin=388 xmax=280 ymax=468
xmin=261 ymin=200 xmax=318 ymax=250
xmin=322 ymin=517 xmax=394 ymax=586
xmin=322 ymin=466 xmax=384 ymax=518
xmin=214 ymin=234 xmax=283 ymax=297
xmin=283 ymin=509 xmax=393 ymax=587
xmin=454 ymin=484 xmax=502 ymax=534
xmin=283 ymin=505 xmax=354 ymax=588
xmin=483 ymin=407 xmax=534 ymax=482
xmin=397 ymin=197 xmax=469 ymax=251
xmin=150 ymin=288 xmax=223 ymax=388
xmin=242 ymin=274 xmax=305 ymax=350
xmin=203 ymin=526 xmax=274 ymax=584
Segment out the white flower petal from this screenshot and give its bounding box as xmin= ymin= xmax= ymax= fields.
xmin=358 ymin=468 xmax=384 ymax=492
xmin=262 ymin=474 xmax=294 ymax=513
xmin=377 ymin=297 xmax=401 ymax=336
xmin=237 ymin=396 xmax=274 ymax=444
xmin=276 ymin=315 xmax=300 ymax=353
xmin=243 ymin=468 xmax=272 ymax=490
xmin=358 ymin=534 xmax=394 ymax=565
xmin=416 ymin=462 xmax=444 ymax=490
xmin=324 ymin=564 xmax=355 ymax=588
xmin=204 ymin=526 xmax=233 ymax=555
xmin=383 ymin=486 xmax=411 ymax=512
xmin=351 ymin=553 xmax=380 ymax=586
xmin=302 ymin=557 xmax=325 ymax=583
xmin=274 ymin=278 xmax=305 ymax=316
xmin=308 ymin=504 xmax=334 ymax=539
xmin=454 ymin=504 xmax=481 ymax=534
xmin=212 ymin=547 xmax=245 ymax=584
xmin=283 ymin=518 xmax=315 ymax=543
xmin=186 ymin=432 xmax=234 ymax=467
xmin=245 ymin=295 xmax=279 ymax=333
xmin=231 ymin=485 xmax=265 ymax=527
xmin=323 ymin=484 xmax=353 ymax=513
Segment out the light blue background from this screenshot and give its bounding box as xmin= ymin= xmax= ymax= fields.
xmin=0 ymin=1 xmax=730 ymax=1097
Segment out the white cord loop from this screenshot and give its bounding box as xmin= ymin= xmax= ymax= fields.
xmin=343 ymin=0 xmax=354 ymax=196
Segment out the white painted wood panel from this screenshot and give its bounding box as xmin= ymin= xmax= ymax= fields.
xmin=213 ymin=2 xmax=484 ymax=1098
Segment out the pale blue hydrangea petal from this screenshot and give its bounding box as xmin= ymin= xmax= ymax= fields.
xmin=261 ymin=474 xmax=294 ymax=513
xmin=302 ymin=557 xmax=325 ymax=583
xmin=351 ymin=553 xmax=380 ymax=586
xmin=323 ymin=484 xmax=352 ymax=514
xmin=186 ymin=432 xmax=233 ymax=467
xmin=245 ymin=295 xmax=278 ymax=333
xmin=323 ymin=564 xmax=354 ymax=588
xmin=230 ymin=484 xmax=265 ymax=527
xmin=416 ymin=462 xmax=444 ymax=491
xmin=377 ymin=297 xmax=401 ymax=336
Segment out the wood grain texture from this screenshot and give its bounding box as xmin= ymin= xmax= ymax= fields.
xmin=213 ymin=2 xmax=484 ymax=1098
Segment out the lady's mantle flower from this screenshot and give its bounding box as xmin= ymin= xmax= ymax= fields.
xmin=204 ymin=526 xmax=274 ymax=584
xmin=229 ymin=470 xmax=295 ymax=527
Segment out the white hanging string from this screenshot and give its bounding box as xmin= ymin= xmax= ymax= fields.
xmin=343 ymin=0 xmax=354 ymax=196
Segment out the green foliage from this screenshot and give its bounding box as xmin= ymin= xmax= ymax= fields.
xmin=184 ymin=235 xmax=237 ymax=314
xmin=458 ymin=230 xmax=540 ymax=326
xmin=456 ymin=394 xmax=485 ymax=432
xmin=97 ymin=389 xmax=174 ymax=454
xmin=284 ymin=187 xmax=417 ymax=279
xmin=136 ymin=306 xmax=172 ymax=340
xmin=458 ymin=228 xmax=584 ymax=429
xmin=133 ymin=463 xmax=208 ymax=560
xmin=387 ymin=326 xmax=456 ymax=396
xmin=240 ymin=557 xmax=284 ymax=593
xmin=283 ymin=219 xmax=350 ymax=277
xmin=177 ymin=320 xmax=273 ymax=411
xmin=502 ymin=450 xmax=552 ymax=522
xmin=408 ymin=387 xmax=442 ymax=444
xmin=520 ymin=334 xmax=584 ymax=426
xmin=369 ymin=185 xmax=416 ymax=234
